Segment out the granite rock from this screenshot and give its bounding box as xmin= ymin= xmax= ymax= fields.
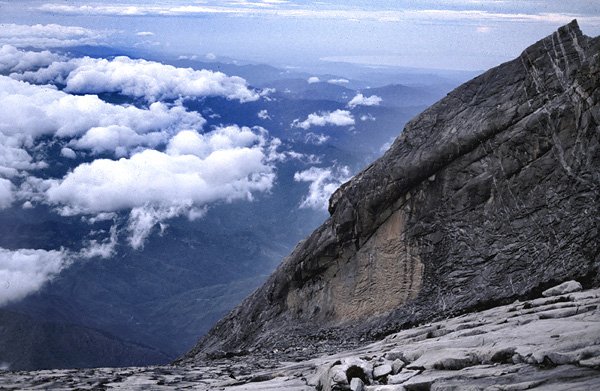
xmin=181 ymin=20 xmax=600 ymax=364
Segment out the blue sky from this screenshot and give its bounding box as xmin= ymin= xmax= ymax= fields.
xmin=1 ymin=1 xmax=599 ymax=70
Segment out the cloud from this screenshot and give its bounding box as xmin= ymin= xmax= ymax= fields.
xmin=60 ymin=147 xmax=77 ymax=159
xmin=348 ymin=93 xmax=382 ymax=108
xmin=360 ymin=114 xmax=376 ymax=121
xmin=0 ymin=23 xmax=106 ymax=48
xmin=0 ymin=247 xmax=70 ymax=306
xmin=327 ymin=78 xmax=349 ymax=85
xmin=126 ymin=205 xmax=189 ymax=249
xmin=0 ymin=76 xmax=204 ymax=155
xmin=135 ymin=31 xmax=155 ymax=36
xmin=16 ymin=55 xmax=260 ymax=103
xmin=0 ymin=178 xmax=14 ymax=209
xmin=36 ymin=3 xmax=600 ymax=26
xmin=0 ymin=133 xmax=47 ymax=178
xmin=44 ymin=125 xmax=278 ymax=247
xmin=70 ymin=125 xmax=167 ymax=156
xmin=292 ymin=109 xmax=355 ymax=130
xmin=305 ymin=132 xmax=330 ymax=145
xmin=307 ymin=76 xmax=320 ymax=84
xmin=79 ymin=225 xmax=118 ymax=259
xmin=294 ymin=166 xmax=351 ymax=210
xmin=257 ymin=109 xmax=271 ymax=120
xmin=0 ymin=45 xmax=64 ymax=74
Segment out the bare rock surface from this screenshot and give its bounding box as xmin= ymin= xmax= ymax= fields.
xmin=182 ymin=20 xmax=600 ymax=364
xmin=543 ymin=280 xmax=583 ymax=297
xmin=2 ymin=285 xmax=599 ymax=390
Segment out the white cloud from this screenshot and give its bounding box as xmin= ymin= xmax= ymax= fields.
xmin=205 ymin=53 xmax=217 ymax=60
xmin=0 ymin=23 xmax=106 ymax=48
xmin=136 ymin=31 xmax=155 ymax=36
xmin=127 ymin=205 xmax=187 ymax=249
xmin=0 ymin=178 xmax=14 ymax=209
xmin=44 ymin=125 xmax=278 ymax=247
xmin=0 ymin=247 xmax=70 ymax=306
xmin=45 ymin=146 xmax=273 ymax=214
xmin=0 ymin=133 xmax=46 ymax=178
xmin=0 ymin=76 xmax=204 ymax=153
xmin=0 ymin=45 xmax=64 ymax=74
xmin=16 ymin=55 xmax=260 ymax=103
xmin=327 ymin=78 xmax=349 ymax=85
xmin=292 ymin=109 xmax=355 ymax=130
xmin=79 ymin=225 xmax=118 ymax=259
xmin=305 ymin=132 xmax=330 ymax=145
xmin=60 ymin=147 xmax=77 ymax=159
xmin=257 ymin=109 xmax=271 ymax=120
xmin=70 ymin=125 xmax=167 ymax=156
xmin=348 ymin=93 xmax=382 ymax=108
xmin=294 ymin=166 xmax=351 ymax=210
xmin=360 ymin=114 xmax=376 ymax=121
xmin=36 ymin=3 xmax=600 ymax=26
xmin=307 ymin=76 xmax=320 ymax=84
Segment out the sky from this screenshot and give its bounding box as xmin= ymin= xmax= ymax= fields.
xmin=0 ymin=0 xmax=599 ymax=71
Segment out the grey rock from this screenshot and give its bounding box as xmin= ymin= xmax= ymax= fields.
xmin=579 ymin=356 xmax=600 ymax=368
xmin=391 ymin=359 xmax=405 ymax=374
xmin=384 ymin=352 xmax=406 ymax=362
xmin=181 ymin=20 xmax=600 ymax=366
xmin=350 ymin=377 xmax=365 ymax=391
xmin=373 ymin=364 xmax=392 ymax=379
xmin=387 ymin=370 xmax=421 ymax=385
xmin=542 ymin=280 xmax=583 ymax=297
xmin=3 ymin=287 xmax=600 ymax=389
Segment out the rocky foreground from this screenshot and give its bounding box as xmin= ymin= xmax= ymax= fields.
xmin=2 ymin=281 xmax=599 ymax=390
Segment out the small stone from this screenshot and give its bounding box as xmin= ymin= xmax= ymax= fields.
xmin=542 ymin=281 xmax=582 ymax=297
xmin=373 ymin=364 xmax=392 ymax=379
xmin=391 ymin=359 xmax=405 ymax=374
xmin=350 ymin=377 xmax=365 ymax=391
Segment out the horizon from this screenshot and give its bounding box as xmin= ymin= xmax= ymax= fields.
xmin=1 ymin=1 xmax=599 ymax=72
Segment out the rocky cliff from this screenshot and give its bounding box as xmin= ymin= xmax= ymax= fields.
xmin=182 ymin=20 xmax=600 ymax=363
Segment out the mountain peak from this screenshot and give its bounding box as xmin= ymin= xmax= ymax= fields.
xmin=181 ymin=21 xmax=600 ymax=363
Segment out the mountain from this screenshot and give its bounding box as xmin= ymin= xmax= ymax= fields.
xmin=0 ymin=309 xmax=169 ymax=371
xmin=1 ymin=47 xmax=443 ymax=369
xmin=3 ymin=20 xmax=599 ymax=390
xmin=182 ymin=20 xmax=600 ymax=364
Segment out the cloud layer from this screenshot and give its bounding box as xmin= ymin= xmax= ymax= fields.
xmin=16 ymin=55 xmax=260 ymax=103
xmin=0 ymin=75 xmax=204 ymax=153
xmin=36 ymin=3 xmax=600 ymax=26
xmin=0 ymin=45 xmax=64 ymax=74
xmin=0 ymin=24 xmax=106 ymax=48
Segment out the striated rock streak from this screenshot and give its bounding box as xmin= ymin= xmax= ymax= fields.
xmin=182 ymin=20 xmax=600 ymax=362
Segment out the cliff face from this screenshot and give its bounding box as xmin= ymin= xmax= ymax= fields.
xmin=182 ymin=20 xmax=600 ymax=362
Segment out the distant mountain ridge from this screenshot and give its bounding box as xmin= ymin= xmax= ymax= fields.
xmin=0 ymin=309 xmax=169 ymax=371
xmin=182 ymin=20 xmax=600 ymax=362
